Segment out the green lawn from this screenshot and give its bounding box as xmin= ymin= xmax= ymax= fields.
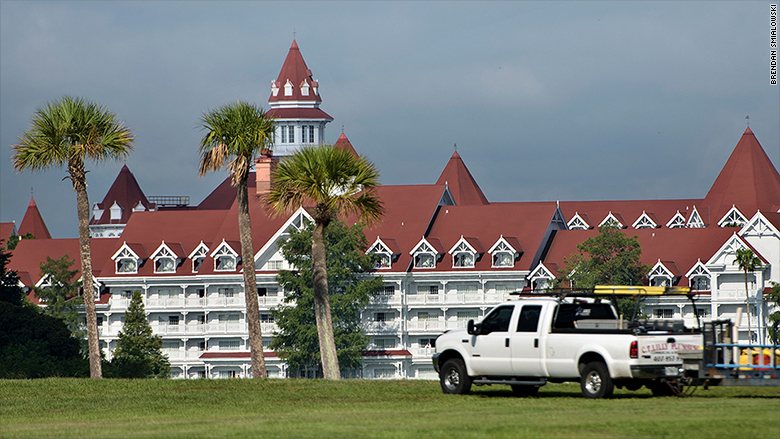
xmin=1 ymin=379 xmax=777 ymax=439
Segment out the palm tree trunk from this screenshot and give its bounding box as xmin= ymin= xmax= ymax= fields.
xmin=236 ymin=178 xmax=266 ymax=378
xmin=744 ymin=270 xmax=752 ymax=346
xmin=70 ymin=161 xmax=102 ymax=378
xmin=312 ymin=221 xmax=340 ymax=379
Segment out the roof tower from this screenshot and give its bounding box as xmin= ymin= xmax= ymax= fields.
xmin=18 ymin=196 xmax=51 ymax=239
xmin=435 ymin=151 xmax=489 ymax=206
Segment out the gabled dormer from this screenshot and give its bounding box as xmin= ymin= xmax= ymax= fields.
xmin=685 ymin=260 xmax=712 ymax=291
xmin=300 ymin=79 xmax=310 ymax=96
xmin=150 ymin=242 xmax=184 ymax=274
xmin=367 ymin=237 xmax=401 ymax=270
xmin=448 ymin=236 xmax=483 ymax=268
xmin=740 ymin=210 xmax=780 ymax=239
xmin=488 ymin=236 xmax=522 ymax=268
xmin=112 ymin=242 xmax=146 ymax=274
xmin=567 ymin=212 xmax=592 ymax=230
xmin=632 ymin=211 xmax=659 ymax=229
xmin=188 ymin=242 xmax=210 ymax=273
xmin=648 ymin=260 xmax=679 ymax=287
xmin=599 ymin=212 xmax=625 ymax=229
xmin=528 ymin=262 xmax=557 ymax=292
xmin=211 ymin=240 xmax=240 ymax=272
xmin=666 ymin=211 xmax=687 ymax=229
xmin=410 ymin=237 xmax=444 ymax=269
xmin=705 ymin=233 xmax=765 ymax=268
xmin=255 ymin=207 xmax=314 ymax=271
xmin=284 ymin=79 xmax=293 ymax=96
xmin=717 ymin=205 xmax=747 ymax=228
xmin=687 ymin=206 xmax=705 ymax=228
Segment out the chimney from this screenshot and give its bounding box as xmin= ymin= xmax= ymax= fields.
xmin=255 ymin=153 xmax=279 ymax=196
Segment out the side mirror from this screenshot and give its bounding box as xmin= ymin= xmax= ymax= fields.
xmin=467 ymin=319 xmax=477 ymax=335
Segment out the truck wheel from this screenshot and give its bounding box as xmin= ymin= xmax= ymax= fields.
xmin=580 ymin=362 xmax=614 ymax=399
xmin=511 ymin=385 xmax=539 ymax=397
xmin=440 ymin=359 xmax=472 ymax=394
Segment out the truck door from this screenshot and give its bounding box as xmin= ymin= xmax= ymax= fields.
xmin=470 ymin=305 xmax=515 ymax=376
xmin=510 ymin=304 xmax=545 ymax=376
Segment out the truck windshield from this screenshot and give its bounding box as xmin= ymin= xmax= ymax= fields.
xmin=553 ymin=303 xmax=616 ymax=329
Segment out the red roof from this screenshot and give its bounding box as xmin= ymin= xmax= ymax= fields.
xmin=91 ymin=165 xmax=154 ymax=225
xmin=704 ymin=127 xmax=780 ymax=221
xmin=0 ymin=222 xmax=17 ymax=242
xmin=435 ymin=151 xmax=489 ymax=206
xmin=268 ymin=40 xmax=322 ymax=104
xmin=18 ymin=197 xmax=51 ymax=239
xmin=265 ymin=107 xmax=332 ymax=121
xmin=334 ymin=132 xmax=359 ymax=157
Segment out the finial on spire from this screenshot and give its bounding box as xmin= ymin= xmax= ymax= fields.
xmin=293 ymin=28 xmax=296 ymax=40
xmin=746 ymin=115 xmax=749 ymax=127
xmin=454 ymin=143 xmax=457 ymax=150
xmin=342 ymin=124 xmax=345 ymax=133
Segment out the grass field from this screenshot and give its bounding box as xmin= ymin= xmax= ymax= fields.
xmin=1 ymin=378 xmax=778 ymax=439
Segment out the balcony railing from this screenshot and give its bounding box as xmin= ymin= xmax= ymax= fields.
xmin=407 ymin=320 xmax=445 ymax=331
xmin=364 ymin=321 xmax=401 ymax=333
xmin=207 ymin=296 xmax=245 ymax=307
xmin=406 ymin=294 xmax=441 ymax=305
xmin=411 ymin=347 xmax=436 ymax=357
xmin=147 ymin=298 xmax=185 ymax=309
xmin=371 ymin=294 xmax=402 ymax=305
xmin=207 ymin=323 xmax=247 ymax=333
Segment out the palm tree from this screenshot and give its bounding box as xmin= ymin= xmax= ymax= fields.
xmin=12 ymin=96 xmax=134 ymax=378
xmin=734 ymin=248 xmax=761 ymax=344
xmin=266 ymin=144 xmax=383 ymax=379
xmin=198 ymin=101 xmax=274 ymax=378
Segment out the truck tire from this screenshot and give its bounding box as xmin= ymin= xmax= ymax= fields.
xmin=580 ymin=362 xmax=614 ymax=399
xmin=440 ymin=359 xmax=472 ymax=395
xmin=511 ymin=385 xmax=539 ymax=397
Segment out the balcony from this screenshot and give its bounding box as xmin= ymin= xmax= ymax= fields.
xmin=147 ymin=298 xmax=184 ymax=309
xmin=446 ymin=320 xmax=469 ymax=330
xmin=260 ymin=322 xmax=279 ymax=334
xmin=152 ymin=324 xmax=185 ymax=335
xmin=207 ymin=295 xmax=245 ymax=307
xmin=411 ymin=347 xmax=436 ymax=357
xmin=257 ymin=295 xmax=282 ymax=306
xmin=364 ymin=321 xmax=401 ymax=333
xmin=406 ymin=294 xmax=441 ymax=305
xmin=371 ymin=294 xmax=402 ymax=305
xmin=207 ymin=322 xmax=247 ymax=334
xmin=407 ymin=320 xmax=445 ymax=332
xmin=712 ymin=288 xmax=760 ymax=301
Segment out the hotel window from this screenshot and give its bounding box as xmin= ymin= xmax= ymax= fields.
xmin=288 ymin=126 xmax=295 ymax=143
xmin=215 ymin=251 xmax=236 ymax=271
xmin=375 ymin=253 xmax=392 ymax=269
xmin=220 ymin=370 xmax=238 ymax=378
xmin=691 ymin=276 xmax=710 ymax=291
xmin=219 ymin=340 xmax=240 ymax=351
xmin=373 ymin=338 xmax=396 ymax=349
xmin=281 ymin=126 xmax=287 ymax=143
xmin=452 ymin=243 xmax=475 ymax=268
xmin=168 ymin=315 xmax=179 ymax=326
xmin=260 ymin=314 xmax=274 ymax=323
xmin=155 ymin=257 xmax=175 ymax=273
xmin=415 ymin=253 xmax=435 ymax=268
xmin=218 ymin=288 xmax=235 ymax=298
xmin=492 ymin=252 xmax=513 ymax=267
xmin=115 ymin=248 xmax=138 ymax=273
xmin=382 ymin=285 xmax=396 ymax=295
xmin=654 ymin=309 xmax=674 ymax=319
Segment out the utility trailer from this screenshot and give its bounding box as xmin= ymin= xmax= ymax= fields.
xmin=680 ymin=319 xmax=780 ymax=388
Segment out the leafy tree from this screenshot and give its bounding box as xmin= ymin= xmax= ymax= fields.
xmin=734 ymin=248 xmax=761 ymax=344
xmin=106 ymin=291 xmax=170 ymax=378
xmin=272 ymin=220 xmax=383 ymax=376
xmin=12 ymin=96 xmax=134 ymax=378
xmin=6 ymin=233 xmax=36 ymax=250
xmin=557 ymin=226 xmax=650 ymax=319
xmin=198 ymin=101 xmax=274 ymax=378
xmin=0 ymin=244 xmax=87 ymax=378
xmin=33 ymin=255 xmax=85 ymax=343
xmin=266 ymin=144 xmax=383 ymax=379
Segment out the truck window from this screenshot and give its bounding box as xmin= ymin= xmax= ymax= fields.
xmin=480 ymin=305 xmax=514 ymax=334
xmin=553 ymin=303 xmax=617 ymax=329
xmin=516 ymin=305 xmax=542 ymax=332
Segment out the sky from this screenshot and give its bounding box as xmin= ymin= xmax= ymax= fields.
xmin=1 ymin=1 xmax=778 ymax=239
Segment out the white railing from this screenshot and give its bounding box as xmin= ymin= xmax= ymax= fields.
xmin=207 ymin=296 xmax=245 ymax=307
xmin=406 ymin=294 xmax=441 ymax=305
xmin=164 ymin=350 xmax=185 ymax=360
xmin=446 ymin=320 xmax=469 ymax=330
xmin=146 ymin=298 xmax=184 ymax=309
xmin=407 ymin=320 xmax=445 ymax=331
xmin=260 ymin=323 xmax=279 ymax=334
xmin=152 ymin=324 xmax=184 ymax=335
xmin=185 ymin=324 xmax=206 ymax=334
xmin=186 ymin=298 xmax=206 ymax=307
xmin=364 ymin=321 xmax=401 ymax=333
xmin=207 ymin=323 xmax=247 ymax=333
xmin=109 ymin=297 xmax=131 ymax=309
xmin=713 ymin=288 xmax=760 ymax=300
xmin=371 ymin=294 xmax=402 ymax=305
xmin=257 ymin=296 xmax=282 ymax=306
xmin=411 ymin=347 xmax=436 ymax=357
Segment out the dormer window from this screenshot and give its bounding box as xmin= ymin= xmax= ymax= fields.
xmin=112 ymin=244 xmax=143 ymax=274
xmin=567 ymin=213 xmax=591 ymax=230
xmin=649 ymin=261 xmax=676 ymax=287
xmin=211 ymin=241 xmax=239 ymax=272
xmin=156 ymin=256 xmax=175 ymax=273
xmin=488 ymin=237 xmax=520 ymax=268
xmin=415 ymin=253 xmax=435 ymax=268
xmin=599 ymin=212 xmax=625 ymax=229
xmin=632 ymin=211 xmax=659 ymax=229
xmin=451 ymin=243 xmax=475 ymax=268
xmin=687 ymin=206 xmax=705 ymax=228
xmin=189 ymin=242 xmax=209 ymax=273
xmin=718 ymin=206 xmax=747 ymax=228
xmin=284 ymin=79 xmax=293 ymax=96
xmin=300 ymin=80 xmax=310 ymax=96
xmin=686 ymin=262 xmax=712 ymax=292
xmin=271 ymin=80 xmax=279 ymax=97
xmin=368 ymin=238 xmax=398 ymax=270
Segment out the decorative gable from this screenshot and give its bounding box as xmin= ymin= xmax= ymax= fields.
xmin=685 ymin=260 xmax=712 ymax=291
xmin=648 ymin=260 xmax=679 ymax=287
xmin=740 ymin=211 xmax=780 ymax=239
xmin=718 ymin=205 xmax=747 ymax=228
xmin=368 ymin=237 xmax=401 ymax=269
xmin=687 ymin=206 xmax=705 ymax=228
xmin=300 ymin=79 xmax=310 ymax=96
xmin=632 ymin=211 xmax=659 ymax=229
xmin=705 ymin=233 xmax=762 ymax=267
xmin=528 ymin=262 xmax=557 ymax=291
xmin=150 ymin=242 xmax=184 ymax=273
xmin=448 ymin=236 xmax=483 ymax=268
xmin=112 ymin=242 xmax=146 ymax=274
xmin=211 ymin=240 xmax=239 ymax=272
xmin=488 ymin=236 xmax=521 ymax=268
xmin=567 ymin=212 xmax=592 ymax=230
xmin=271 ymin=80 xmax=279 ymax=97
xmin=410 ymin=237 xmax=444 ymax=269
xmin=188 ymin=242 xmax=210 ymax=273
xmin=599 ymin=212 xmax=625 ymax=229
xmin=666 ymin=211 xmax=687 ymax=229
xmin=284 ymin=79 xmax=293 ymax=96
xmin=254 ymin=207 xmax=313 ymax=271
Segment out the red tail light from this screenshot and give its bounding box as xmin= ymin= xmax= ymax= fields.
xmin=630 ymin=341 xmax=638 ymax=359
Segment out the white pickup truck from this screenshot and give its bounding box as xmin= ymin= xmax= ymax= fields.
xmin=432 ymin=297 xmax=702 ymax=398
